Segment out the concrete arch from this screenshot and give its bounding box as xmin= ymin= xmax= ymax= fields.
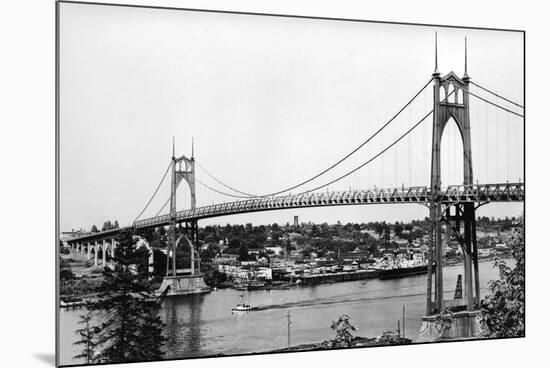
xmin=175 ymin=235 xmax=200 ymax=275
xmin=134 ymin=236 xmax=154 ymax=274
xmin=439 ymin=116 xmax=465 ymax=188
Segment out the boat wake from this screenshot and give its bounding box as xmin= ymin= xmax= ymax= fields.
xmin=254 ymin=291 xmax=427 ymax=312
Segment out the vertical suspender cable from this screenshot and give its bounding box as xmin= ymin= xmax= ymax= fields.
xmin=507 ymin=112 xmax=510 ymax=180
xmin=380 ymin=137 xmax=384 ymax=187
xmin=408 ymin=103 xmax=412 ymax=186
xmin=183 ymin=184 xmax=187 ymax=211
xmin=485 ymin=100 xmax=491 ymax=183
xmin=494 ymin=97 xmax=498 ymax=182
xmin=520 ymin=114 xmax=523 ymax=182
xmin=476 ymin=102 xmax=480 ymax=182
xmin=394 ymin=130 xmax=398 ymax=187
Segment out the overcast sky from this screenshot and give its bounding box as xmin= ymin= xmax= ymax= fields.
xmin=59 ymin=3 xmax=524 ymax=232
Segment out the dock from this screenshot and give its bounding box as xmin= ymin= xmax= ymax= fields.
xmin=286 ymin=270 xmax=379 ymax=286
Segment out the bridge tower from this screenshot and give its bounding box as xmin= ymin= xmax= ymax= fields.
xmin=159 ymin=138 xmax=209 ymax=296
xmin=421 ymin=36 xmax=482 ymax=339
xmin=166 ymin=138 xmax=199 ymax=276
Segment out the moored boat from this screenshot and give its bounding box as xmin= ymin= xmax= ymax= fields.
xmin=60 ymin=296 xmax=86 ymax=308
xmin=378 ymin=264 xmax=428 ymax=279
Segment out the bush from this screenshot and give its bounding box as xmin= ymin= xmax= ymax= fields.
xmin=376 ymin=330 xmax=401 ymax=345
xmin=481 ymin=219 xmax=525 ymax=338
xmin=330 ymin=314 xmax=358 ymax=348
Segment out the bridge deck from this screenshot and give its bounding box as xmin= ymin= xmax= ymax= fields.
xmin=66 ymin=183 xmax=523 ymax=244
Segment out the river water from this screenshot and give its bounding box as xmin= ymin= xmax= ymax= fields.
xmin=59 ymin=260 xmax=504 ymax=365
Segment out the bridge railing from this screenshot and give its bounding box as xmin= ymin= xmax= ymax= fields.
xmin=67 ymin=183 xmax=523 ymax=243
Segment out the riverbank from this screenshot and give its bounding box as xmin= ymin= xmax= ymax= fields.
xmin=269 ymin=335 xmax=411 ymax=353
xmin=59 ymin=260 xmax=504 ymax=366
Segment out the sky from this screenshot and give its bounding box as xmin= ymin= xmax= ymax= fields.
xmin=59 ymin=2 xmax=524 ymax=232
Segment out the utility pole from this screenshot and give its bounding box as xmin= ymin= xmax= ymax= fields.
xmin=402 ymin=305 xmax=406 ymax=339
xmin=286 ymin=311 xmax=291 ymax=349
xmin=397 ymin=320 xmax=400 ymax=337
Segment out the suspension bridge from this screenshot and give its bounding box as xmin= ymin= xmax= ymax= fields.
xmin=64 ymin=35 xmax=524 ymax=340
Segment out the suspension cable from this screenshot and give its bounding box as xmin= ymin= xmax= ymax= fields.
xmin=452 ymin=83 xmax=524 ymax=118
xmin=133 ymin=160 xmax=172 ymax=223
xmin=196 ymin=161 xmax=257 ymax=197
xmin=292 ymin=110 xmax=434 ymax=195
xmin=196 ymin=178 xmax=250 ymax=198
xmin=196 ymin=77 xmax=433 ymax=199
xmin=154 ymin=196 xmax=171 ymax=217
xmin=470 ymin=80 xmax=523 ymax=109
xmin=198 ymin=109 xmax=433 ymax=199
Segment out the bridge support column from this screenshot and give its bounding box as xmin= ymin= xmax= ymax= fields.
xmin=102 ymin=239 xmax=107 ymax=267
xmin=462 ymin=202 xmax=478 ymax=310
xmin=94 ymin=241 xmax=98 ymax=268
xmin=111 ymin=238 xmax=116 ymax=260
xmin=87 ymin=242 xmax=91 ymax=260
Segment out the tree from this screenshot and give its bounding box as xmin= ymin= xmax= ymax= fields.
xmin=228 ymin=238 xmax=241 ymax=249
xmin=301 ymin=246 xmax=314 ymax=258
xmin=394 ymin=222 xmax=403 ymax=237
xmin=91 ymin=225 xmax=99 ymax=233
xmin=330 ymin=314 xmax=358 ymax=348
xmin=481 ymin=219 xmax=525 ymax=338
xmin=86 ymin=229 xmax=166 ymax=363
xmin=73 ymin=312 xmax=100 ymax=364
xmin=60 ymin=257 xmax=74 ymax=282
xmin=200 ymin=245 xmax=218 ymax=262
xmin=238 ymin=243 xmax=249 ymax=262
xmin=374 ymin=222 xmax=386 ymax=236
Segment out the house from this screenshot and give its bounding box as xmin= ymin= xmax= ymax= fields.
xmin=265 ymin=245 xmax=283 ymax=255
xmin=213 ymin=254 xmax=238 ymax=264
xmin=495 ymin=243 xmax=509 ymax=251
xmin=256 ymin=267 xmax=272 ymax=280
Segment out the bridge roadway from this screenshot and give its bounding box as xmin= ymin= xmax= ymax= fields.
xmin=65 ymin=182 xmax=524 ymax=244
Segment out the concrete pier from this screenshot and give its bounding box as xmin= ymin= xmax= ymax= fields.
xmin=417 ymin=310 xmax=487 ymax=342
xmin=156 ymin=274 xmax=210 ymax=297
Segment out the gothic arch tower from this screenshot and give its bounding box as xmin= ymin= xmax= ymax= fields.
xmin=427 ymin=38 xmax=480 ymax=315
xmin=167 ymin=138 xmax=200 ymax=277
xmin=157 ymin=139 xmax=209 ymax=297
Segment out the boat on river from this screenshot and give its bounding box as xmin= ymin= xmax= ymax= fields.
xmin=232 ymin=304 xmax=256 ymax=312
xmin=232 ymin=295 xmax=257 ymax=312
